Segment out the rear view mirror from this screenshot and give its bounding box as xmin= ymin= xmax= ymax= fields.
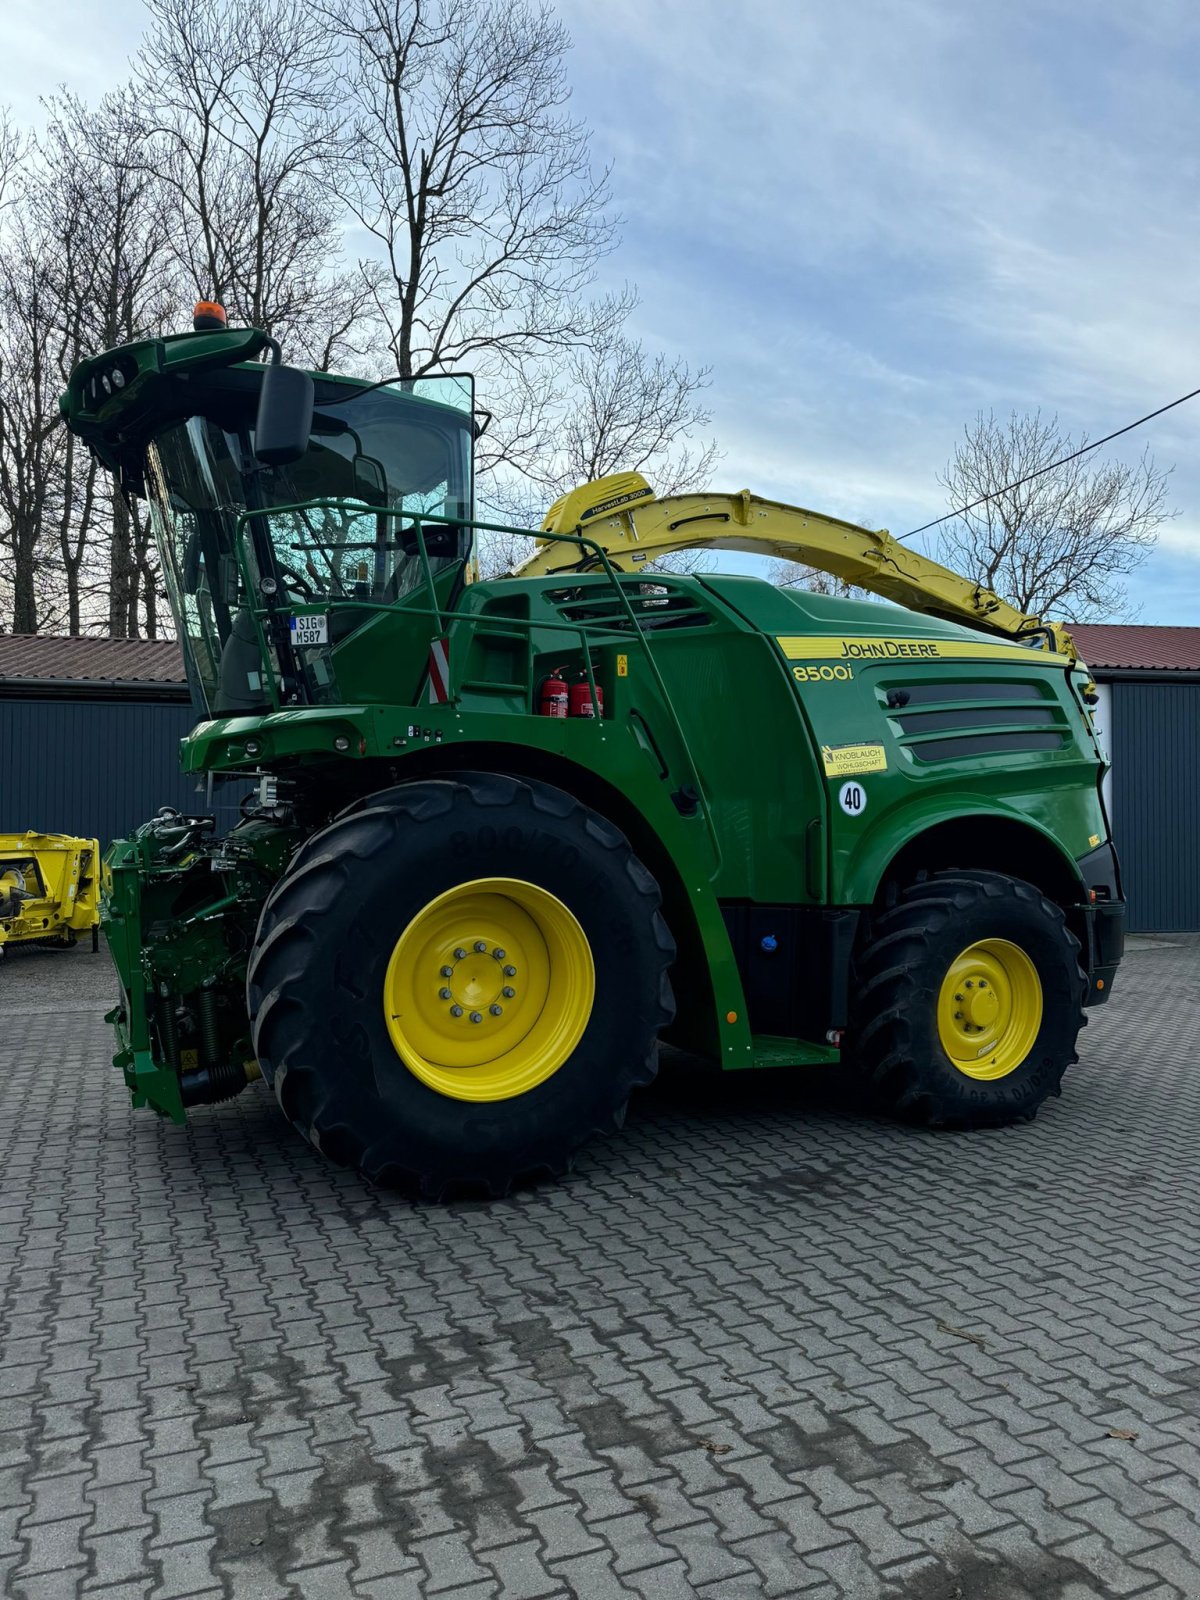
xmin=218 ymin=554 xmax=240 ymax=606
xmin=254 ymin=362 xmax=314 ymax=466
xmin=353 ymin=453 xmax=387 ymax=505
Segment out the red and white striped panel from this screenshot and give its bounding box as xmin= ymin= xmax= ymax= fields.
xmin=427 ymin=637 xmax=450 ymax=704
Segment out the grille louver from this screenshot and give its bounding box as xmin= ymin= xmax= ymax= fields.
xmin=882 ymin=678 xmax=1070 ymax=764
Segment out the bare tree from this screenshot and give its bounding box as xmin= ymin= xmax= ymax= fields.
xmin=0 ymin=204 xmax=72 ymax=634
xmin=936 ymin=410 xmax=1171 ymax=621
xmin=324 ymin=0 xmax=722 ymax=572
xmin=0 ymin=108 xmax=25 ymax=214
xmin=4 ymin=0 xmax=724 ymax=635
xmin=0 ymin=89 xmax=184 ymax=639
xmin=32 ymin=91 xmax=179 ymax=636
xmin=136 ymin=0 xmax=373 ymax=368
xmin=476 ymin=319 xmax=718 ymax=576
xmin=328 ymin=0 xmax=616 ymax=383
xmin=520 ymin=322 xmax=717 ymax=497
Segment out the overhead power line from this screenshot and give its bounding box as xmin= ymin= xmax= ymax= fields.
xmin=901 ymin=384 xmax=1200 ymax=541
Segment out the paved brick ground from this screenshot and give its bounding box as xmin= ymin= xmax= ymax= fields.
xmin=1 ymin=935 xmax=1199 ymax=1600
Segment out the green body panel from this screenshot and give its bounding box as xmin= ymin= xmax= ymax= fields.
xmin=163 ymin=565 xmax=1106 ymax=1096
xmin=183 ymin=570 xmax=1107 ymax=913
xmin=63 ymin=327 xmax=1114 ymax=1125
xmin=700 ymin=578 xmax=1108 ymax=902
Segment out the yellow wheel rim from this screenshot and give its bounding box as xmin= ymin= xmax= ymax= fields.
xmin=936 ymin=938 xmax=1043 ymax=1081
xmin=383 ymin=877 xmax=595 ymax=1102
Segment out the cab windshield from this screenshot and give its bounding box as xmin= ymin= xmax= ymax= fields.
xmin=145 ymin=371 xmax=474 ymax=717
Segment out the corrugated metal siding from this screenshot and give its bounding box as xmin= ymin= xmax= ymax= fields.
xmin=0 ymin=697 xmax=247 ymax=847
xmin=1111 ymin=682 xmax=1200 ymax=933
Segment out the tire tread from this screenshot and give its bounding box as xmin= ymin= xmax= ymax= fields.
xmin=848 ymin=868 xmax=1085 ymax=1129
xmin=246 ymin=776 xmax=674 ymax=1199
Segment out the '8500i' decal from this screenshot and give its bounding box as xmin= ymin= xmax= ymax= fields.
xmin=793 ymin=664 xmax=854 ymax=683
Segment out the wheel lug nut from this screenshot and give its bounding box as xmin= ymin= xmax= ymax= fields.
xmin=441 ymin=966 xmax=454 ymax=978
xmin=503 ymin=965 xmax=516 ymax=977
xmin=469 ymin=1011 xmax=483 ymax=1024
xmin=453 ymin=948 xmax=467 ymax=961
xmin=954 ymin=993 xmax=964 ymax=1002
xmin=978 ymin=980 xmax=987 ymax=988
xmin=502 ymin=986 xmax=515 ymax=999
xmin=439 ymin=987 xmax=452 ymax=1000
xmin=954 ymin=1011 xmax=963 ymax=1019
xmin=474 ymin=941 xmax=488 ymax=953
xmin=490 ymin=1004 xmax=503 ymax=1016
xmin=450 ymin=1005 xmax=463 ymax=1018
xmin=493 ymin=948 xmax=506 ymax=960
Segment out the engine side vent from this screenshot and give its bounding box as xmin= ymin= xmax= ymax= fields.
xmin=880 ymin=677 xmax=1070 ymax=765
xmin=553 ymin=572 xmax=720 ymax=627
xmin=547 ymin=579 xmax=714 ymax=635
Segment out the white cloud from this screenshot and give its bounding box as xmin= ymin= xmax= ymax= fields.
xmin=555 ymin=0 xmax=1200 ymax=619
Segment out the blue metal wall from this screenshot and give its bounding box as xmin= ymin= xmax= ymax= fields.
xmin=1111 ymin=681 xmax=1200 ymax=933
xmin=0 ymin=696 xmax=247 ymax=847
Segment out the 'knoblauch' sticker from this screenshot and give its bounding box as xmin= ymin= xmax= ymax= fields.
xmin=821 ymin=742 xmax=887 ymax=777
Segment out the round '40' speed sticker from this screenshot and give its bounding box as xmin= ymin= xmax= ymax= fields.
xmin=839 ymin=780 xmax=867 ymax=816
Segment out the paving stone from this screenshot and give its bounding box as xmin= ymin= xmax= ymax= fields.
xmin=0 ymin=940 xmax=1197 ymax=1600
xmin=478 ymin=1538 xmax=562 ymax=1599
xmin=414 ymin=1533 xmax=493 ymax=1593
xmin=86 ymin=1527 xmax=156 ymax=1589
xmin=545 ymin=1548 xmax=629 ymax=1598
xmin=12 ymin=1572 xmax=92 ymax=1600
xmin=617 ymin=1558 xmax=698 ymax=1600
xmin=17 ymin=1515 xmax=90 ymax=1576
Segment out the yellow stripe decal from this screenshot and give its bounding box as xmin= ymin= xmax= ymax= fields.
xmin=776 ymin=635 xmax=1068 ymax=665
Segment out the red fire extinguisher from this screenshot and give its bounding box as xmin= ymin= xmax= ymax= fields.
xmin=569 ymin=674 xmax=604 ymax=719
xmin=538 ymin=667 xmax=569 ymax=717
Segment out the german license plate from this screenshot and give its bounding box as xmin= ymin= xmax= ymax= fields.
xmin=290 ymin=613 xmax=328 ymax=646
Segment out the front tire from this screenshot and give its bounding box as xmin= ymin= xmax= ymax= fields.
xmin=848 ymin=870 xmax=1086 ymax=1128
xmin=246 ymin=774 xmax=675 ymax=1198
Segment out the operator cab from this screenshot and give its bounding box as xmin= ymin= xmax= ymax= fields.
xmin=61 ymin=303 xmax=476 ymax=720
xmin=148 ymin=368 xmax=474 ymax=715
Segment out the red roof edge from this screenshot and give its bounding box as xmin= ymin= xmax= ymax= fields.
xmin=1067 ymin=624 xmax=1200 ymax=673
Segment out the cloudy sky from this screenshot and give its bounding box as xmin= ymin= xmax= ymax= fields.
xmin=10 ymin=0 xmax=1200 ymax=620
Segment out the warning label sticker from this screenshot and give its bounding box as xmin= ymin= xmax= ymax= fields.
xmin=821 ymin=743 xmax=888 ymax=778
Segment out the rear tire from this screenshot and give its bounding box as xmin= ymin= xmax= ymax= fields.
xmin=247 ymin=774 xmax=675 ymax=1198
xmin=847 ymin=869 xmax=1086 ymax=1128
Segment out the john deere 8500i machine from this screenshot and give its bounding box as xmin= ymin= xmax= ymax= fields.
xmin=61 ymin=308 xmax=1124 ymax=1197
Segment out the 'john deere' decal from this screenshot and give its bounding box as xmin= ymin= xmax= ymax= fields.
xmin=777 ymin=635 xmax=1067 ymax=664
